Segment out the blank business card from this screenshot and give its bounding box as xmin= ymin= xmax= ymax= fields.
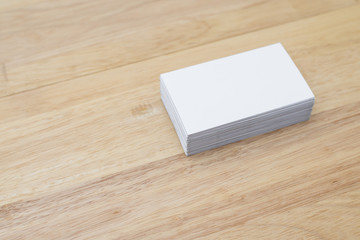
xmin=160 ymin=43 xmax=315 ymax=156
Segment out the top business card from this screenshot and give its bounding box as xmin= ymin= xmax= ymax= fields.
xmin=160 ymin=43 xmax=315 ymax=136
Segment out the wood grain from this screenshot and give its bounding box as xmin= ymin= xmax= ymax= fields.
xmin=0 ymin=0 xmax=356 ymax=96
xmin=1 ymin=1 xmax=360 ymax=239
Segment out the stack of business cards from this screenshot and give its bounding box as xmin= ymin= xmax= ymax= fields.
xmin=161 ymin=43 xmax=315 ymax=156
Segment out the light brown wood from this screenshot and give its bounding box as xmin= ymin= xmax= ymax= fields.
xmin=1 ymin=1 xmax=360 ymax=239
xmin=0 ymin=0 xmax=356 ymax=97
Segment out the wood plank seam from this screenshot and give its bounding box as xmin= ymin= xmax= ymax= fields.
xmin=1 ymin=99 xmax=359 ymax=207
xmin=1 ymin=154 xmax=358 ymax=238
xmin=0 ymin=2 xmax=359 ymax=238
xmin=0 ymin=3 xmax=357 ymax=99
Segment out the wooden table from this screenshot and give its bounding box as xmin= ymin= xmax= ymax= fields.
xmin=1 ymin=0 xmax=359 ymax=239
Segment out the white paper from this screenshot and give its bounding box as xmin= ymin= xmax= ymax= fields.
xmin=161 ymin=43 xmax=314 ymax=136
xmin=161 ymin=43 xmax=315 ymax=155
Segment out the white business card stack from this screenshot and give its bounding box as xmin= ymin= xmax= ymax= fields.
xmin=161 ymin=43 xmax=315 ymax=156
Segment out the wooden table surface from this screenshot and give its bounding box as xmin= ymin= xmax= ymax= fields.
xmin=1 ymin=0 xmax=360 ymax=239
